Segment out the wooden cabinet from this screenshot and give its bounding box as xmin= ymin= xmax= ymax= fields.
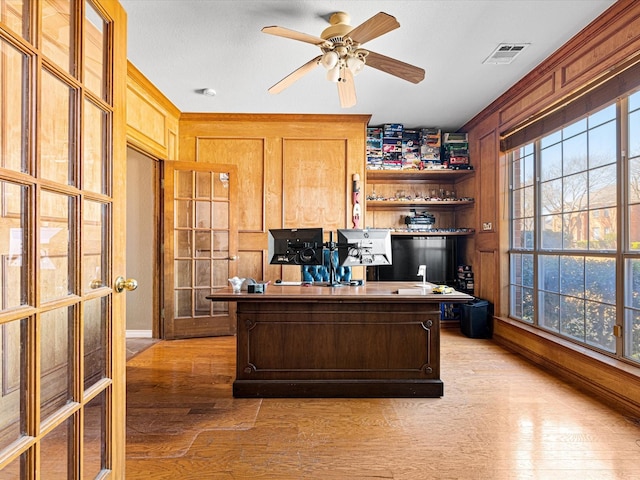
xmin=364 ymin=169 xmax=475 ymax=234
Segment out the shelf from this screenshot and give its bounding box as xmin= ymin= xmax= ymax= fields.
xmin=366 ymin=169 xmax=474 ymax=182
xmin=390 ymin=230 xmax=475 ymax=236
xmin=367 ymin=199 xmax=474 ymax=209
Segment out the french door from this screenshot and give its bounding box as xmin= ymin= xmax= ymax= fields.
xmin=162 ymin=162 xmax=238 ymax=339
xmin=0 ymin=0 xmax=128 ymax=478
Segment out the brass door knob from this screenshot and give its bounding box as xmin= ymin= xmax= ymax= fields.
xmin=114 ymin=276 xmax=138 ymax=293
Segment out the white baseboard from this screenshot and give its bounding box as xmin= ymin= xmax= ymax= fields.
xmin=126 ymin=329 xmax=153 ymax=338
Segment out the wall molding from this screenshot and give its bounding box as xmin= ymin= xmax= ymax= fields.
xmin=493 ymin=316 xmax=640 ymax=418
xmin=126 ymin=330 xmax=153 ymax=338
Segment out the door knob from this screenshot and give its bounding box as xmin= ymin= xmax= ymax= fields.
xmin=114 ymin=276 xmax=138 ymax=293
xmin=228 ymin=255 xmax=238 ymax=261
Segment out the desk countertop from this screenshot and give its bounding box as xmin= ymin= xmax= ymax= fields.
xmin=206 ymin=281 xmax=473 ymax=303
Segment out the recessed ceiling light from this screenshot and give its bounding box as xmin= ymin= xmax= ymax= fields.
xmin=483 ymin=43 xmax=530 ymax=65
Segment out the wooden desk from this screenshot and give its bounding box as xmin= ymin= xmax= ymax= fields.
xmin=207 ymin=282 xmax=472 ymax=398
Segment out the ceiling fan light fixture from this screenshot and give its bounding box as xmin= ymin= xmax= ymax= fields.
xmin=347 ymin=55 xmax=365 ymax=76
xmin=321 ymin=51 xmax=339 ymax=69
xmin=327 ymin=65 xmax=341 ymax=82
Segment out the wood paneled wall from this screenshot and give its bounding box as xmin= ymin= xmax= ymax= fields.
xmin=179 ymin=113 xmax=370 ymax=283
xmin=461 ymin=0 xmax=640 ymax=416
xmin=126 ymin=62 xmax=180 ymax=160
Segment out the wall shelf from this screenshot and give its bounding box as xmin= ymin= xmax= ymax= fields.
xmin=366 ymin=169 xmax=474 ymax=183
xmin=390 ymin=230 xmax=475 ymax=236
xmin=366 ymin=199 xmax=474 ymax=209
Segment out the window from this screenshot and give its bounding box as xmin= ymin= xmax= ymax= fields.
xmin=509 ymin=92 xmax=640 ymax=364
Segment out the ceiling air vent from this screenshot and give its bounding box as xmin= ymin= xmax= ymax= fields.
xmin=483 ymin=43 xmax=530 ymax=65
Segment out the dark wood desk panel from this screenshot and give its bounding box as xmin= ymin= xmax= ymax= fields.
xmin=207 ymin=282 xmax=472 ymax=398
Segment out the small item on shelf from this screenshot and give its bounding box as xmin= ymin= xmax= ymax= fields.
xmin=405 ymin=209 xmax=436 ymax=230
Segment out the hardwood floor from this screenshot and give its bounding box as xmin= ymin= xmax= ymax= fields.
xmin=125 ymin=329 xmax=640 ymax=479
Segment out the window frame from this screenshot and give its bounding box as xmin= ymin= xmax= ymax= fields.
xmin=508 ymin=91 xmax=640 ymax=365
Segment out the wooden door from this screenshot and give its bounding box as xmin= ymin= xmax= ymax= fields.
xmin=0 ymin=0 xmax=128 ymax=477
xmin=162 ymin=162 xmax=238 ymax=339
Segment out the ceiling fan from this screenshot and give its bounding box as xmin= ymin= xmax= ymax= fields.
xmin=262 ymin=11 xmax=425 ymax=108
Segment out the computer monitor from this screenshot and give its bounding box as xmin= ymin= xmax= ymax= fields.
xmin=268 ymin=228 xmax=324 ymax=265
xmin=336 ymin=229 xmax=392 ymax=267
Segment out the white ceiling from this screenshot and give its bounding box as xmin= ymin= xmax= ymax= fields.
xmin=120 ymin=0 xmax=616 ymax=131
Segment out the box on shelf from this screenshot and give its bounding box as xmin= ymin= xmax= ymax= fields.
xmin=367 ymin=127 xmax=383 ymax=159
xmin=402 ymin=129 xmax=421 ymax=169
xmin=383 ymin=123 xmax=403 ymax=138
xmin=443 ymin=132 xmax=468 ymax=143
xmin=443 ymin=132 xmax=471 ymax=169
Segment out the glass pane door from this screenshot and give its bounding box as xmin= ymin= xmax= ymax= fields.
xmin=163 ymin=162 xmax=238 ymax=339
xmin=0 ymin=0 xmax=127 ymax=477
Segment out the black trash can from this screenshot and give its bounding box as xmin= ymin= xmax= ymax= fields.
xmin=460 ymin=298 xmax=492 ymax=338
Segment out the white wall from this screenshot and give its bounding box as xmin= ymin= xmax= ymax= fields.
xmin=126 ymin=147 xmax=156 ymax=333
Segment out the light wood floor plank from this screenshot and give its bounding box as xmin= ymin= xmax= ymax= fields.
xmin=126 ymin=329 xmax=640 ymax=479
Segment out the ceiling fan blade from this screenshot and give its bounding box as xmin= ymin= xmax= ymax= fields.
xmin=267 ymin=56 xmax=321 ymax=94
xmin=262 ymin=26 xmax=329 ymax=46
xmin=365 ymin=50 xmax=425 ymax=84
xmin=337 ymin=68 xmax=357 ymax=108
xmin=344 ymin=12 xmax=399 ymax=45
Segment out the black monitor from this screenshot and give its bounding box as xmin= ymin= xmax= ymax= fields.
xmin=336 ymin=229 xmax=392 ymax=267
xmin=268 ymin=228 xmax=324 ymax=265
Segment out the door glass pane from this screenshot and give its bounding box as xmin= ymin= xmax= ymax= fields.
xmin=0 ymin=451 xmax=25 ymax=479
xmin=175 ymin=260 xmax=191 ymax=288
xmin=83 ymin=390 xmax=107 ymax=477
xmin=40 ymin=191 xmax=73 ymax=302
xmin=176 ymin=230 xmax=191 ymax=257
xmin=82 ymin=200 xmax=106 ymax=293
xmin=194 ymin=259 xmax=210 ymax=287
xmin=1 ymin=181 xmax=28 ymax=310
xmin=175 ymin=290 xmax=191 ymax=317
xmin=0 ymin=39 xmax=28 ymax=172
xmin=212 ymin=231 xmax=228 ymax=256
xmin=175 ymin=200 xmax=192 ymax=228
xmin=195 ymin=289 xmax=211 ymax=316
xmin=0 ymin=318 xmax=27 ymax=453
xmin=195 ymin=171 xmax=211 ymax=198
xmin=40 ymin=416 xmax=73 ymax=479
xmin=83 ymin=296 xmax=106 ymax=391
xmin=84 ymin=0 xmax=106 ymax=100
xmin=214 ymin=173 xmax=230 ymax=198
xmin=41 ymin=0 xmax=73 ymax=74
xmin=194 ymin=230 xmax=210 ymax=257
xmin=212 ymin=258 xmax=228 ymax=286
xmin=40 ymin=306 xmax=74 ymax=422
xmin=195 ymin=201 xmax=210 ymax=228
xmin=212 ymin=202 xmax=228 ymax=229
xmin=40 ymin=70 xmax=74 ymax=185
xmin=83 ymin=100 xmax=107 ymax=194
xmin=176 ymin=170 xmax=192 ymax=197
xmin=1 ymin=1 xmax=29 ymax=39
